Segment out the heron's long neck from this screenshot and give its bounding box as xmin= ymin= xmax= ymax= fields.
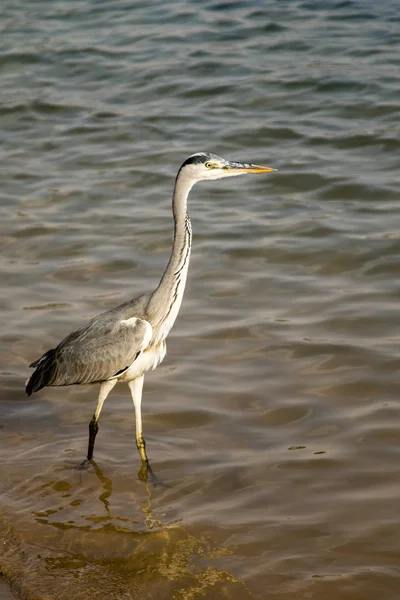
xmin=147 ymin=173 xmax=194 ymax=339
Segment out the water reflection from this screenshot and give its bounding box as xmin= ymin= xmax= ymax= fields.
xmin=24 ymin=459 xmax=251 ymax=598
xmin=91 ymin=460 xmax=113 ymax=518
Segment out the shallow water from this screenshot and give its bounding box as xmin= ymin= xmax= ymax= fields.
xmin=1 ymin=0 xmax=400 ymax=598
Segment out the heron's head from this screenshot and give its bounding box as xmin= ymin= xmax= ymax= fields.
xmin=177 ymin=152 xmax=277 ymax=184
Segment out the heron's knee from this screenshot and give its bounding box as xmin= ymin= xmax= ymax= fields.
xmin=136 ymin=434 xmax=146 ymax=451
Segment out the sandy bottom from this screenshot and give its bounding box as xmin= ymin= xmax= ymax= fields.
xmin=0 ymin=579 xmax=14 ymax=600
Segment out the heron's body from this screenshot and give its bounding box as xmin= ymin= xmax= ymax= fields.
xmin=28 ymin=296 xmax=165 ymax=388
xmin=26 ymin=152 xmax=275 ymax=471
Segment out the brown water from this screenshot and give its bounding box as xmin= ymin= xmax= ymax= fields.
xmin=1 ymin=1 xmax=400 ymax=598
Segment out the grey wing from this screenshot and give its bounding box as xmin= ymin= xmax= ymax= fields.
xmin=27 ymin=316 xmax=152 ymax=392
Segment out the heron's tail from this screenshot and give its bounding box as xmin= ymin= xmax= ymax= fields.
xmin=26 ymin=349 xmax=56 ymax=396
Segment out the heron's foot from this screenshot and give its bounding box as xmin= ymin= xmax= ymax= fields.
xmin=138 ymin=458 xmax=161 ymax=485
xmin=78 ymin=458 xmax=92 ymax=471
xmin=136 ymin=434 xmax=149 ymax=463
xmin=136 ymin=436 xmax=166 ymax=486
xmin=138 ymin=459 xmax=150 ymax=483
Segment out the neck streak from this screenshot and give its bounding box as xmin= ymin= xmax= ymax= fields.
xmin=147 ymin=172 xmax=194 ymax=340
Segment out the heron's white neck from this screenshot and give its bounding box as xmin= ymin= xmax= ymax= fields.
xmin=147 ymin=172 xmax=195 ymax=338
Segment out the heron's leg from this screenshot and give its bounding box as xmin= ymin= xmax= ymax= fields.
xmin=87 ymin=378 xmax=118 ymax=460
xmin=128 ymin=375 xmax=149 ymax=463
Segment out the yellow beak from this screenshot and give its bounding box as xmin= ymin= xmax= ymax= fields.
xmin=242 ymin=165 xmax=277 ymax=173
xmin=225 ymin=161 xmax=277 ymax=174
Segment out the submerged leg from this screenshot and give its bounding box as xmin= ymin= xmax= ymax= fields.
xmin=128 ymin=375 xmax=149 ymax=463
xmin=87 ymin=378 xmax=118 ymax=460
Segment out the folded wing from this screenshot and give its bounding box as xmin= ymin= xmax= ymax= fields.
xmin=26 ymin=315 xmax=152 ymax=395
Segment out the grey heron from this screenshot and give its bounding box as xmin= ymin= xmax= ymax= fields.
xmin=26 ymin=152 xmax=276 ymax=472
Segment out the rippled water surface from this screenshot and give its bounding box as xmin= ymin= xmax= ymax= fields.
xmin=1 ymin=1 xmax=400 ymax=598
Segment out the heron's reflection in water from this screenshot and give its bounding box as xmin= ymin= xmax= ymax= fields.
xmin=90 ymin=458 xmax=165 ymax=530
xmin=28 ymin=459 xmax=252 ymax=598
